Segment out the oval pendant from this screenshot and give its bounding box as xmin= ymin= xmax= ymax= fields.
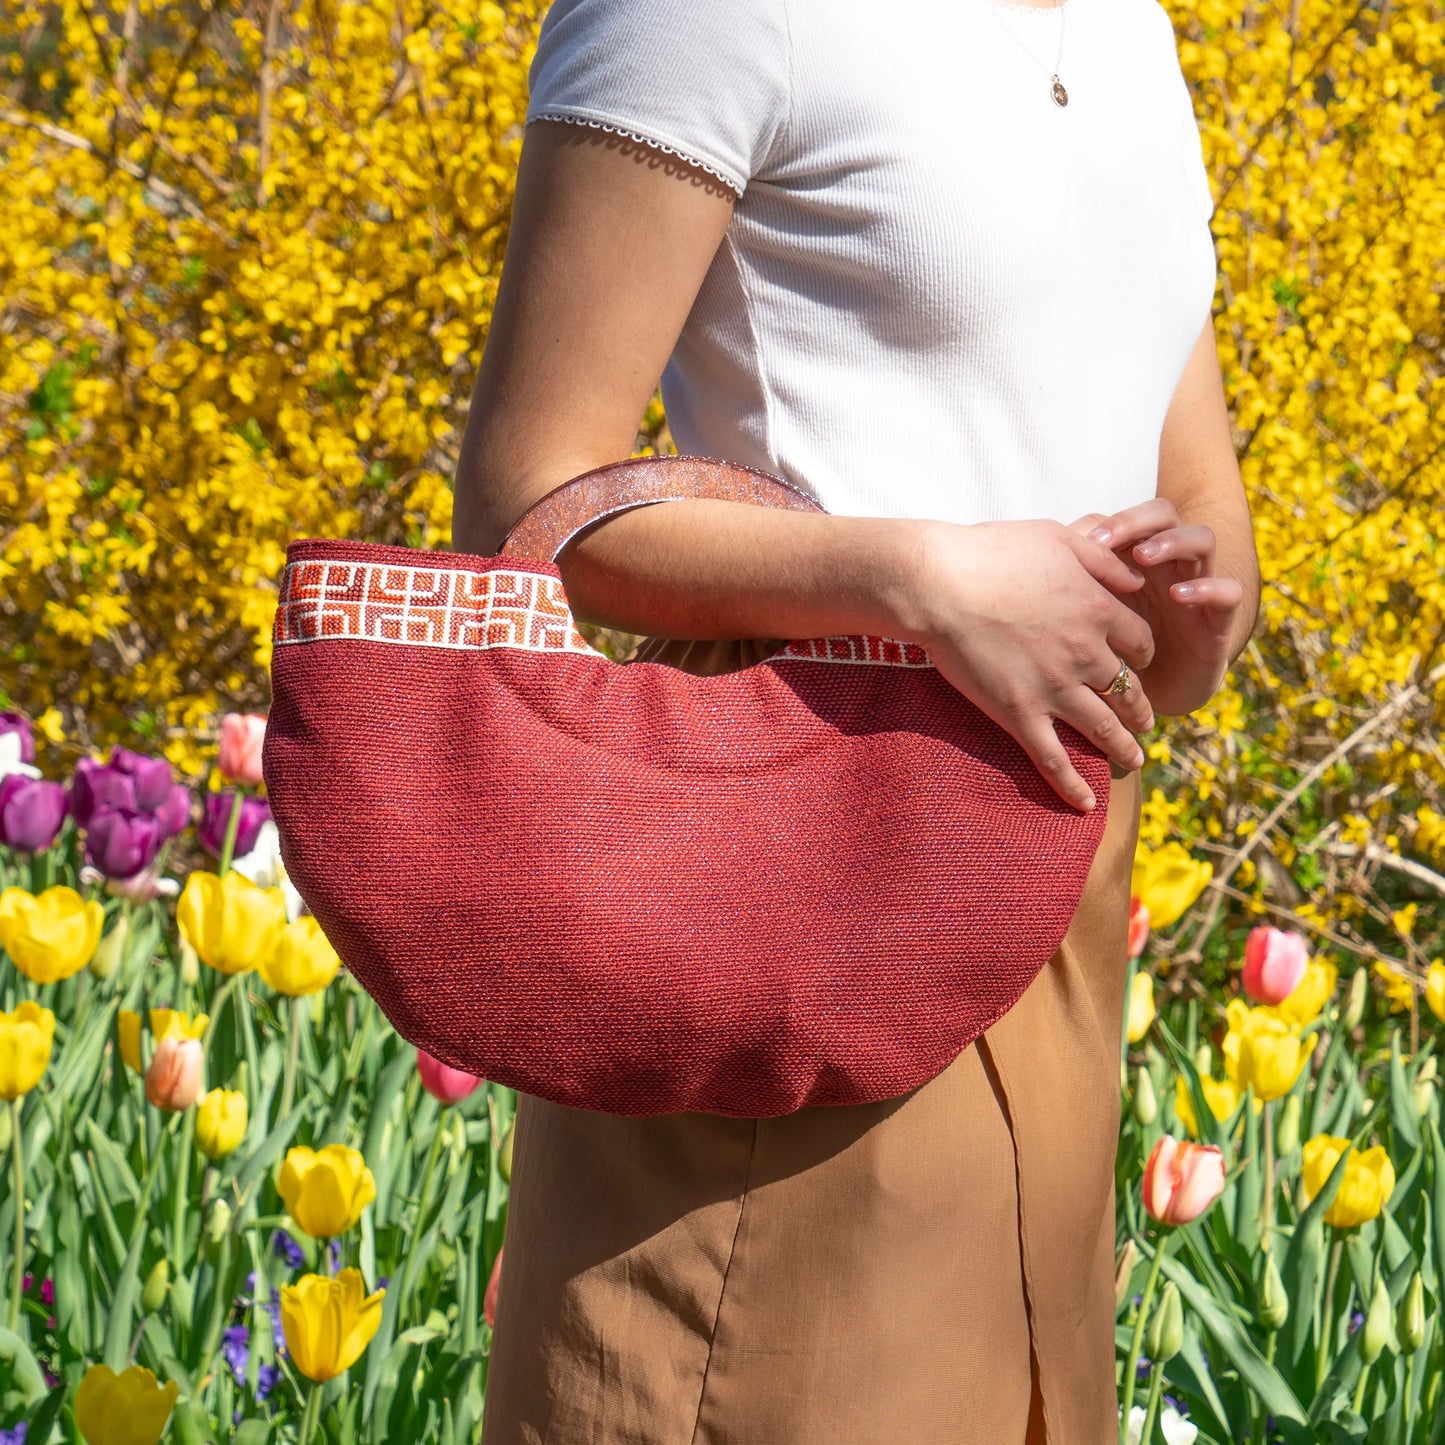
xmin=1050 ymin=76 xmax=1069 ymax=107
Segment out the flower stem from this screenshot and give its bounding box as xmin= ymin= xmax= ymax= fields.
xmin=1261 ymin=1099 xmax=1275 ymax=1255
xmin=1139 ymin=1357 xmax=1165 ymax=1444
xmin=8 ymin=1098 xmax=23 ymax=1332
xmin=1352 ymin=1359 xmax=1371 ymax=1415
xmin=171 ymin=1107 xmax=194 ymax=1260
xmin=1315 ymin=1236 xmax=1344 ymax=1392
xmin=217 ymin=792 xmax=244 ymax=876
xmin=299 ymin=1379 xmax=323 ymax=1444
xmin=1120 ymin=1233 xmax=1167 ymax=1441
xmin=279 ymin=996 xmax=303 ymax=1122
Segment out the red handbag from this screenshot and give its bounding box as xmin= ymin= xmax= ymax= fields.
xmin=263 ymin=455 xmax=1114 ymax=1117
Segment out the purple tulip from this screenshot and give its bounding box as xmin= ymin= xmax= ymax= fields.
xmin=70 ymin=758 xmax=137 ymax=827
xmin=109 ymin=746 xmax=175 ymax=813
xmin=155 ymin=783 xmax=193 ymax=838
xmin=0 ymin=775 xmax=68 ymax=853
xmin=199 ymin=791 xmax=270 ymax=860
xmin=84 ymin=805 xmax=165 ymax=880
xmin=0 ymin=713 xmax=35 ymax=766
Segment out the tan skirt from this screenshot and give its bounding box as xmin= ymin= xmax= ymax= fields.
xmin=481 ymin=757 xmax=1140 ymax=1445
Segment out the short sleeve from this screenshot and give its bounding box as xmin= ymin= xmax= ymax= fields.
xmin=525 ymin=0 xmax=792 ymax=198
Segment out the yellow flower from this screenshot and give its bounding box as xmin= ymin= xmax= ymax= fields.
xmin=118 ymin=1009 xmax=143 ymax=1074
xmin=195 ymin=1088 xmax=248 ymax=1160
xmin=75 ymin=1363 xmax=179 ymax=1445
xmin=259 ymin=916 xmax=341 ymax=997
xmin=150 ymin=1008 xmax=209 ymax=1043
xmin=278 ymin=1144 xmax=377 ymax=1238
xmin=177 ymin=870 xmax=287 ymax=975
xmin=1222 ymin=999 xmax=1315 ymax=1102
xmin=1373 ymin=962 xmax=1415 ymax=1013
xmin=0 ymin=1002 xmax=55 ymax=1100
xmin=0 ymin=886 xmax=104 ymax=983
xmin=1174 ymin=1073 xmax=1252 ymax=1139
xmin=1130 ymin=843 xmax=1213 ymax=930
xmin=1427 ymin=962 xmax=1445 ymax=1026
xmin=1275 ymin=957 xmax=1338 ymax=1027
xmin=280 ymin=1267 xmax=386 ymax=1381
xmin=1127 ymin=972 xmax=1155 ymax=1044
xmin=1301 ymin=1134 xmax=1396 ymax=1228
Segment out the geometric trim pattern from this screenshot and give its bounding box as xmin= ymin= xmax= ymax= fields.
xmin=273 ymin=559 xmax=934 ymax=668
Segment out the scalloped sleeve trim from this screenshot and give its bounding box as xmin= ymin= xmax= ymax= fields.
xmin=526 ymin=110 xmax=747 ymax=198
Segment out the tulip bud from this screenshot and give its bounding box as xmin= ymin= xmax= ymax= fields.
xmin=1419 ymin=1057 xmax=1439 ymax=1086
xmin=1275 ymin=1093 xmax=1302 ymax=1158
xmin=1114 ymin=1240 xmax=1139 ymax=1313
xmin=207 ymin=1197 xmax=232 ymax=1244
xmin=1258 ymin=1253 xmax=1289 ymax=1331
xmin=1360 ymin=1276 xmax=1396 ymax=1364
xmin=179 ymin=938 xmax=200 ymax=986
xmin=1194 ymin=1043 xmax=1213 ymax=1077
xmin=1146 ymin=1282 xmax=1184 ymax=1363
xmin=89 ymin=915 xmax=129 ymax=980
xmin=1341 ymin=968 xmax=1368 ymax=1031
xmin=142 ymin=1259 xmax=170 ymax=1313
xmin=1398 ymin=1272 xmax=1426 ymax=1353
xmin=1132 ymin=1068 xmax=1159 ymax=1126
xmin=1415 ymin=1078 xmax=1436 ymax=1121
xmin=499 ymin=1118 xmax=515 ymax=1183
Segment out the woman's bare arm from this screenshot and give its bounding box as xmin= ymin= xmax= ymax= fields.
xmin=452 ymin=121 xmax=1161 ymax=808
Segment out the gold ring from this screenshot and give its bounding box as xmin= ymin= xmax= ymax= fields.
xmin=1091 ymin=660 xmax=1133 ymax=697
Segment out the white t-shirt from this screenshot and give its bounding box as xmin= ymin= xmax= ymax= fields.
xmin=525 ymin=0 xmax=1218 ymax=527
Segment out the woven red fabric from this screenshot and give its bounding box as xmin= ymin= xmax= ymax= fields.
xmin=264 ymin=531 xmax=1114 ymax=1118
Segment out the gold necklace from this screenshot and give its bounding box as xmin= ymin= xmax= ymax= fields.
xmin=984 ymin=0 xmax=1070 ymax=108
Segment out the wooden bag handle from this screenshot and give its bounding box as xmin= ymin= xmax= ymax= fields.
xmin=496 ymin=455 xmax=826 ymax=563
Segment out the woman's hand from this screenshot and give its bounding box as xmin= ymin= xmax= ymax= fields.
xmin=912 ymin=520 xmax=1160 ymax=814
xmin=1067 ymin=500 xmax=1248 ymax=716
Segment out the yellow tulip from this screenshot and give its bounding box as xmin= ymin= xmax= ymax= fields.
xmin=177 ymin=870 xmax=287 ymax=975
xmin=1130 ymin=843 xmax=1213 ymax=930
xmin=1373 ymin=961 xmax=1415 ymax=1013
xmin=0 ymin=886 xmax=104 ymax=983
xmin=1427 ymin=961 xmax=1445 ymax=1026
xmin=196 ymin=1088 xmax=249 ymax=1160
xmin=1222 ymin=999 xmax=1315 ymax=1102
xmin=1301 ymin=1134 xmax=1396 ymax=1228
xmin=75 ymin=1363 xmax=179 ymax=1445
xmin=278 ymin=1144 xmax=377 ymax=1238
xmin=150 ymin=1008 xmax=209 ymax=1043
xmin=1275 ymin=958 xmax=1338 ymax=1028
xmin=259 ymin=916 xmax=341 ymax=997
xmin=118 ymin=1009 xmax=143 ymax=1074
xmin=1173 ymin=1073 xmax=1253 ymax=1139
xmin=280 ymin=1267 xmax=385 ymax=1381
xmin=1127 ymin=972 xmax=1155 ymax=1044
xmin=0 ymin=1002 xmax=55 ymax=1100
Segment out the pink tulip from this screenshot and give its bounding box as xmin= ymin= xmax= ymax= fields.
xmin=417 ymin=1048 xmax=483 ymax=1104
xmin=1142 ymin=1135 xmax=1226 ymax=1226
xmin=1241 ymin=925 xmax=1309 ymax=1006
xmin=145 ymin=1036 xmax=206 ymax=1111
xmin=218 ymin=713 xmax=268 ymax=787
xmin=1127 ymin=896 xmax=1151 ymax=959
xmin=484 ymin=1246 xmax=504 ymax=1328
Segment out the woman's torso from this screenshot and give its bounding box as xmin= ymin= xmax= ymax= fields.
xmin=527 ymin=0 xmax=1218 ymax=527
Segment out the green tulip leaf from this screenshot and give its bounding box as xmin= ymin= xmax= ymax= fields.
xmin=0 ymin=1327 xmax=48 ymax=1406
xmin=1389 ymin=1032 xmax=1421 ymax=1152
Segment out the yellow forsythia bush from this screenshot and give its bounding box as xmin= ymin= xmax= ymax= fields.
xmin=0 ymin=1 xmax=1441 ymax=979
